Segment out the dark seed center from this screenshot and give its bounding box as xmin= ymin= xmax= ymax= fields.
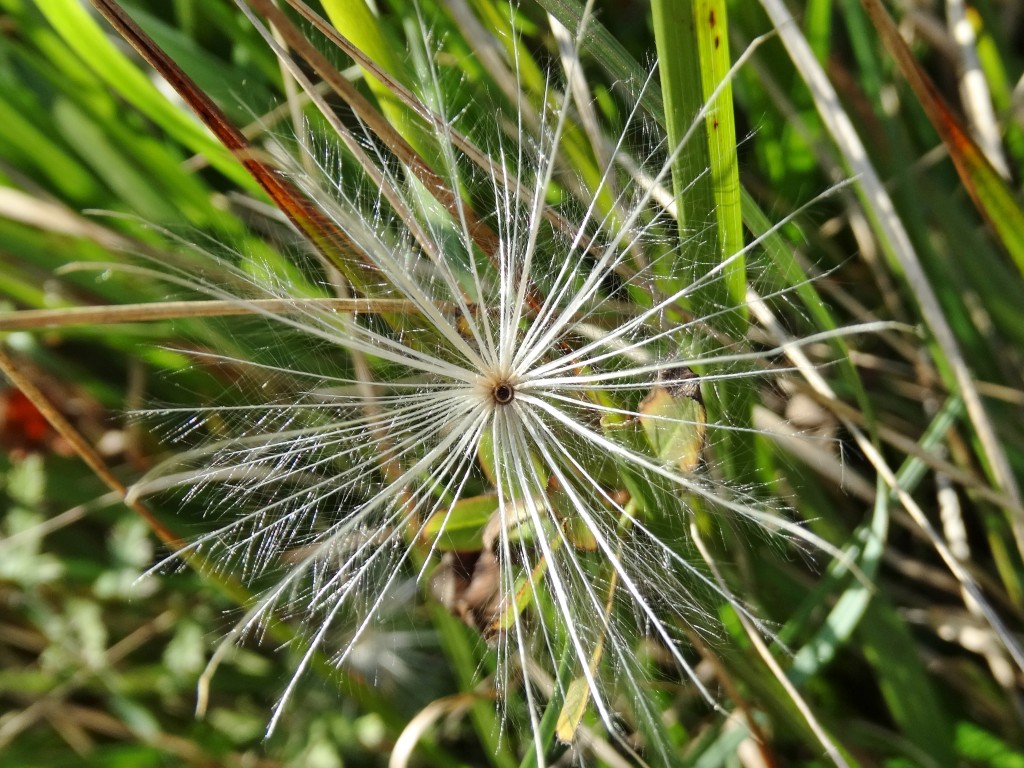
xmin=493 ymin=383 xmax=515 ymax=405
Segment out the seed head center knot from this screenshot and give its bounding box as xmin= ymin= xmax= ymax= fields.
xmin=492 ymin=381 xmax=515 ymax=405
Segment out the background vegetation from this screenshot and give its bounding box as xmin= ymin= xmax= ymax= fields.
xmin=1 ymin=0 xmax=1023 ymax=765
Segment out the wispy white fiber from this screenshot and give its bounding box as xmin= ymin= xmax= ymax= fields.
xmin=125 ymin=4 xmax=880 ymax=763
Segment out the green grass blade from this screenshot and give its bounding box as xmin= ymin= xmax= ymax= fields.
xmin=860 ymin=597 xmax=956 ymax=766
xmin=653 ymin=1 xmax=752 ymax=482
xmin=652 ymin=0 xmax=744 ymax=315
xmin=692 ymin=0 xmax=745 ymax=317
xmin=651 ymin=1 xmax=711 ymax=244
xmin=35 ymin=0 xmax=256 ymax=192
xmin=320 ymin=0 xmax=437 ymax=159
xmin=788 ymin=396 xmax=964 ymax=685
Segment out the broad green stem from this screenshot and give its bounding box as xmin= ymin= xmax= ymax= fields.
xmin=652 ymin=0 xmax=753 ymax=481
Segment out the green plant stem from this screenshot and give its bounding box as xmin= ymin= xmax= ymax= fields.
xmin=517 ymin=642 xmax=575 ymax=768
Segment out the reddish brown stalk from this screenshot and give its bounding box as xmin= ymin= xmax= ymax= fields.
xmin=87 ymin=0 xmax=358 ymax=275
xmin=244 ymin=0 xmax=504 ymax=265
xmin=0 ymin=298 xmax=429 ymax=331
xmin=0 ymin=347 xmax=183 ymax=549
xmin=270 ymin=0 xmax=595 ymax=315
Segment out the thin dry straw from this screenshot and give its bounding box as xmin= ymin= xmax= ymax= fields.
xmin=0 ymin=346 xmax=182 ymax=549
xmin=0 ymin=298 xmax=428 ymax=330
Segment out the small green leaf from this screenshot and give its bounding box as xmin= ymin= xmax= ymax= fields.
xmin=421 ymin=493 xmax=498 ymax=551
xmin=555 ymin=675 xmax=591 ymax=744
xmin=638 ymin=367 xmax=707 ymax=472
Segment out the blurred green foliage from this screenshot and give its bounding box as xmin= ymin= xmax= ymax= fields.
xmin=1 ymin=0 xmax=1023 ymax=766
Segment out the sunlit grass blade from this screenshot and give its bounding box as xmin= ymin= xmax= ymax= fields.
xmin=318 ymin=0 xmax=437 ymax=158
xmin=36 ymin=0 xmax=254 ymax=192
xmin=652 ymin=0 xmax=753 ymax=483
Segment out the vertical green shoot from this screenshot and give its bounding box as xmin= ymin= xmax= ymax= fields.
xmin=652 ymin=1 xmax=752 ymax=480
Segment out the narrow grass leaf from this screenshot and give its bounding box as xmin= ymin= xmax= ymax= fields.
xmin=319 ymin=0 xmax=437 ymax=158
xmin=860 ymin=597 xmax=956 ymax=766
xmin=37 ymin=0 xmax=255 ymax=192
xmin=789 ymin=396 xmax=964 ymax=685
xmin=760 ymin=0 xmax=1024 ymax=562
xmin=692 ymin=0 xmax=745 ymax=315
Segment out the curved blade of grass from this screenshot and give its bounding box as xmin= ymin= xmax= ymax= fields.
xmin=859 ymin=0 xmax=1024 ymax=275
xmin=536 ymin=0 xmax=665 ymax=121
xmin=35 ymin=0 xmax=254 ymax=193
xmin=787 ymin=395 xmax=964 ymax=687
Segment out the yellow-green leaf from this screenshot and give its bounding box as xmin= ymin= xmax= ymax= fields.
xmin=555 ymin=675 xmax=592 ymax=744
xmin=638 ymin=368 xmax=707 ymax=472
xmin=421 ymin=494 xmax=498 ymax=551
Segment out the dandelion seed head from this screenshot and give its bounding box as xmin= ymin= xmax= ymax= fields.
xmin=113 ymin=2 xmax=876 ymax=760
xmin=487 ymin=376 xmax=517 ymax=407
